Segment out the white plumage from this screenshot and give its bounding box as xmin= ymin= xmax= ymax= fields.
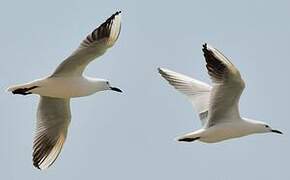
xmin=159 ymin=43 xmax=282 ymax=143
xmin=8 ymin=11 xmax=122 ymax=169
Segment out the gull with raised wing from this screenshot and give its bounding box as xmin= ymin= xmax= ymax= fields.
xmin=8 ymin=11 xmax=122 ymax=169
xmin=158 ymin=43 xmax=282 ymax=143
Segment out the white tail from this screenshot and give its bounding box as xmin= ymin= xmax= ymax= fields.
xmin=7 ymin=82 xmax=39 ymax=95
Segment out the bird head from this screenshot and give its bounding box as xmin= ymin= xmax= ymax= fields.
xmin=261 ymin=123 xmax=283 ymax=134
xmin=254 ymin=122 xmax=283 ymax=134
xmin=91 ymin=78 xmax=122 ymax=93
xmin=244 ymin=118 xmax=283 ymax=134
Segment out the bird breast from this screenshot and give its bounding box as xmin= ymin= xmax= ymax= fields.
xmin=199 ymin=122 xmax=255 ymax=143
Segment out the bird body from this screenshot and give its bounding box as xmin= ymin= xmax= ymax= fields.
xmin=8 ymin=76 xmax=110 ymax=98
xmin=180 ymin=119 xmax=269 ymax=143
xmin=159 ymin=43 xmax=282 ymax=143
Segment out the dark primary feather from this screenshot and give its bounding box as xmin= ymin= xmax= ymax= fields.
xmin=202 ymin=43 xmax=228 ymax=82
xmin=51 ymin=11 xmax=121 ymax=77
xmin=201 ymin=43 xmax=245 ymax=127
xmin=82 ymin=11 xmax=121 ymax=47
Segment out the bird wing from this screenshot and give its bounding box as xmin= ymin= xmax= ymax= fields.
xmin=51 ymin=11 xmax=121 ymax=77
xmin=33 ymin=96 xmax=71 ymax=170
xmin=202 ymin=44 xmax=245 ymax=127
xmin=158 ymin=68 xmax=211 ymax=125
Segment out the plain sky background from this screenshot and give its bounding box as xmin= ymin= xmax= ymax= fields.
xmin=1 ymin=0 xmax=289 ymax=179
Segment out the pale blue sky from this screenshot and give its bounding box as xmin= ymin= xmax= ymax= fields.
xmin=1 ymin=0 xmax=290 ymax=179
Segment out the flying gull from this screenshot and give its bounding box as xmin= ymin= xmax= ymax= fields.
xmin=158 ymin=43 xmax=282 ymax=143
xmin=8 ymin=11 xmax=122 ymax=169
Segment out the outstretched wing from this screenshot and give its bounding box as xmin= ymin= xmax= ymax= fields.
xmin=202 ymin=43 xmax=245 ymax=127
xmin=158 ymin=68 xmax=211 ymax=125
xmin=51 ymin=11 xmax=121 ymax=77
xmin=33 ymin=96 xmax=71 ymax=170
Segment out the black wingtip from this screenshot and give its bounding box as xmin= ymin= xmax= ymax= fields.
xmin=33 ymin=160 xmax=41 ymax=170
xmin=112 ymin=11 xmax=121 ymax=17
xmin=157 ymin=67 xmax=162 ymax=73
xmin=33 ymin=163 xmax=41 ymax=170
xmin=90 ymin=11 xmax=122 ymax=42
xmin=107 ymin=11 xmax=121 ymax=22
xmin=202 ymin=43 xmax=208 ymax=52
xmin=157 ymin=67 xmax=166 ymax=76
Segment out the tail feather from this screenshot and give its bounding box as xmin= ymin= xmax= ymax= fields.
xmin=7 ymin=84 xmax=38 ymax=95
xmin=7 ymin=85 xmax=20 ymax=92
xmin=176 ymin=131 xmax=202 ymax=142
xmin=177 ymin=137 xmax=200 ymax=142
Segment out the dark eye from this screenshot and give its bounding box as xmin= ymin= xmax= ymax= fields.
xmin=265 ymin=125 xmax=269 ymax=128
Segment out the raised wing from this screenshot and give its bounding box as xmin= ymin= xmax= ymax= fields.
xmin=51 ymin=11 xmax=121 ymax=77
xmin=33 ymin=96 xmax=71 ymax=170
xmin=158 ymin=68 xmax=211 ymax=125
xmin=202 ymin=43 xmax=245 ymax=127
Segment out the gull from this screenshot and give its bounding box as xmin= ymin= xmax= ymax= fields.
xmin=7 ymin=11 xmax=122 ymax=169
xmin=158 ymin=43 xmax=282 ymax=143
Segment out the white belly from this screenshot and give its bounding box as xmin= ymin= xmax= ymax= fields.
xmin=199 ymin=123 xmax=253 ymax=143
xmin=31 ymin=77 xmax=96 ymax=98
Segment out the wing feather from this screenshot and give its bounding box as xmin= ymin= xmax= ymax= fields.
xmin=51 ymin=11 xmax=121 ymax=77
xmin=33 ymin=96 xmax=71 ymax=170
xmin=158 ymin=68 xmax=211 ymax=125
xmin=202 ymin=44 xmax=245 ymax=127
